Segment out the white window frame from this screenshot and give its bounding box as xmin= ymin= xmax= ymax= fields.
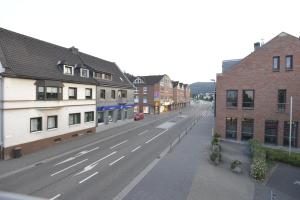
xmin=63 ymin=65 xmax=74 ymax=76
xmin=80 ymin=68 xmax=89 ymax=78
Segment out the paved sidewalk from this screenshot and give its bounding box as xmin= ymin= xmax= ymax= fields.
xmin=123 ymin=114 xmax=255 ymax=200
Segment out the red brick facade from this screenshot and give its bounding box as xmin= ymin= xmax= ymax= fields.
xmin=216 ymin=33 xmax=300 ymax=148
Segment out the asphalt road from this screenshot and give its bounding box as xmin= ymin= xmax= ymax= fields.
xmin=0 ymin=103 xmax=211 ymax=200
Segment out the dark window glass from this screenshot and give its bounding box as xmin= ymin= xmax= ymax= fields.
xmin=278 ymin=89 xmax=286 ymax=112
xmin=241 ymin=118 xmax=254 ymax=141
xmin=30 ymin=117 xmax=42 ymax=132
xmin=111 ymin=90 xmax=116 ymax=99
xmin=265 ymin=120 xmax=278 ymax=145
xmin=283 ymin=121 xmax=298 ymax=148
xmin=121 ymin=90 xmax=127 ymax=98
xmin=226 ymin=117 xmax=237 ymax=140
xmin=69 ymin=113 xmax=81 ymax=125
xmin=85 ymin=88 xmax=92 ymax=99
xmin=84 ymin=111 xmax=94 ymax=122
xmin=98 ymin=112 xmax=104 ymax=123
xmin=242 ymin=90 xmax=254 ymax=108
xmin=285 ymin=55 xmax=293 ymax=69
xmin=100 ymin=89 xmax=106 ymax=99
xmin=94 ymin=72 xmax=102 ymax=79
xmin=118 ymin=109 xmax=122 ymax=120
xmin=46 ymin=87 xmax=58 ymax=100
xmin=226 ymin=90 xmax=238 ymax=107
xmin=68 ymin=87 xmax=77 ymax=100
xmin=47 ymin=115 xmax=58 ymax=129
xmin=273 ymin=56 xmax=280 ymax=71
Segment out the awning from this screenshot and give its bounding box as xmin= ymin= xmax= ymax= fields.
xmin=97 ymin=104 xmax=134 ymax=111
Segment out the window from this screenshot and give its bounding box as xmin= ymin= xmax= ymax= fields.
xmin=37 ymin=86 xmax=45 ymax=100
xmin=283 ymin=121 xmax=298 ymax=148
xmin=108 ymin=110 xmax=113 ymax=122
xmin=121 ymin=90 xmax=127 ymax=98
xmin=30 ymin=117 xmax=42 ymax=132
xmin=100 ymin=89 xmax=106 ymax=99
xmin=143 ymin=96 xmax=147 ymax=103
xmin=134 ymin=87 xmax=138 ymax=94
xmin=241 ymin=118 xmax=254 ymax=141
xmin=85 ymin=88 xmax=92 ymax=99
xmin=46 ymin=87 xmax=59 ymax=100
xmin=80 ymin=68 xmax=89 ymax=78
xmin=64 ymin=65 xmax=74 ymax=75
xmin=272 ymin=56 xmax=280 ymax=71
xmin=143 ymin=87 xmax=147 ymax=93
xmin=98 ymin=112 xmax=104 ymax=123
xmin=264 ymin=120 xmax=278 ymax=145
xmin=84 ymin=111 xmax=94 ymax=122
xmin=47 ymin=116 xmax=57 ymax=129
xmin=104 ymin=73 xmax=112 ymax=80
xmin=278 ymin=89 xmax=286 ymax=112
xmin=94 ymin=72 xmax=102 ymax=79
xmin=69 ymin=113 xmax=81 ymax=125
xmin=117 ymin=110 xmax=122 ymax=120
xmin=68 ymin=87 xmax=77 ymax=100
xmin=242 ymin=90 xmax=254 ymax=108
xmin=285 ymin=55 xmax=293 ymax=70
xmin=225 ymin=117 xmax=237 ymax=139
xmin=111 ymin=90 xmax=116 ymax=99
xmin=226 ymin=90 xmax=238 ymax=107
xmin=134 ymin=95 xmax=139 ymax=103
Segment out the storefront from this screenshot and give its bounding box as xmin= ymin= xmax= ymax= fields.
xmin=97 ymin=104 xmax=134 ymax=125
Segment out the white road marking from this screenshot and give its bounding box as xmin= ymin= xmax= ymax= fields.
xmin=110 ymin=140 xmax=128 ymax=149
xmin=51 ymin=159 xmax=88 ymax=176
xmin=75 ymin=151 xmax=117 ymax=176
xmin=50 ymin=194 xmax=61 ymax=200
xmin=131 ymin=146 xmax=141 ymax=152
xmin=109 ymin=156 xmax=125 ymax=166
xmin=294 ymin=180 xmax=300 ymax=186
xmin=55 ymin=147 xmax=99 ymax=166
xmin=145 ymin=129 xmax=168 ymax=144
xmin=79 ymin=172 xmax=99 ymax=184
xmin=138 ymin=130 xmax=148 ymax=135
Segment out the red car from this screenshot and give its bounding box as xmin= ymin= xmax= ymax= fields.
xmin=134 ymin=113 xmax=144 ymax=121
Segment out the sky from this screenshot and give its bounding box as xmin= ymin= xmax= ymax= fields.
xmin=0 ymin=0 xmax=300 ymax=84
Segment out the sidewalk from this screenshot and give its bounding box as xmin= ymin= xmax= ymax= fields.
xmin=123 ymin=115 xmax=255 ymax=200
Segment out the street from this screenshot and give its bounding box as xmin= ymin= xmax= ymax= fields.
xmin=0 ymin=103 xmax=211 ymax=200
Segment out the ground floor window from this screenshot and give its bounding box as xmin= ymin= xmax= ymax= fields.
xmin=47 ymin=115 xmax=58 ymax=129
xmin=124 ymin=109 xmax=128 ymax=119
xmin=98 ymin=112 xmax=104 ymax=123
xmin=226 ymin=117 xmax=237 ymax=139
xmin=265 ymin=120 xmax=278 ymax=145
xmin=241 ymin=118 xmax=254 ymax=141
xmin=118 ymin=109 xmax=122 ymax=120
xmin=108 ymin=110 xmax=113 ymax=122
xmin=84 ymin=111 xmax=94 ymax=122
xmin=30 ymin=117 xmax=42 ymax=132
xmin=69 ymin=113 xmax=81 ymax=125
xmin=143 ymin=106 xmax=149 ymax=114
xmin=134 ymin=106 xmax=138 ymax=113
xmin=283 ymin=121 xmax=298 ymax=148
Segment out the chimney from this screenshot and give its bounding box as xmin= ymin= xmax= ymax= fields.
xmin=69 ymin=46 xmax=79 ymax=54
xmin=254 ymin=42 xmax=260 ymax=51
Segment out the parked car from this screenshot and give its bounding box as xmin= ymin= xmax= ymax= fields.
xmin=134 ymin=113 xmax=144 ymax=121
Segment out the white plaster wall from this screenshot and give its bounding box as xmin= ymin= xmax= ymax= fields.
xmin=3 ymin=105 xmax=96 ymax=147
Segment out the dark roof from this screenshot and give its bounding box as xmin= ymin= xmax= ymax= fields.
xmin=172 ymin=81 xmax=179 ymax=87
xmin=222 ymin=59 xmax=241 ymax=73
xmin=0 ymin=27 xmax=132 ymax=88
xmin=140 ymin=75 xmax=164 ymax=85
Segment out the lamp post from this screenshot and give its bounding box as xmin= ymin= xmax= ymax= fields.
xmin=210 ymin=79 xmax=216 ymax=117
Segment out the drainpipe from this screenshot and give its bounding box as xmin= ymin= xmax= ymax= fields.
xmin=0 ymin=75 xmax=4 ymax=158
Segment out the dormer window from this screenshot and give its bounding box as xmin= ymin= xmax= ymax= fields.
xmin=133 ymin=77 xmax=144 ymax=84
xmin=93 ymin=72 xmax=112 ymax=81
xmin=80 ymin=68 xmax=89 ymax=78
xmin=64 ymin=65 xmax=74 ymax=75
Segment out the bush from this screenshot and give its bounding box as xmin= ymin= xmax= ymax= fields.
xmin=211 ymin=137 xmax=219 ymax=146
xmin=210 ymin=149 xmax=221 ymax=164
xmin=231 ymin=160 xmax=242 ymax=170
xmin=250 ymin=158 xmax=267 ymax=180
xmin=265 ymin=148 xmax=300 ymax=167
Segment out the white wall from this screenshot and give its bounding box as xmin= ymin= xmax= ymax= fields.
xmin=2 ymin=77 xmax=97 ymax=147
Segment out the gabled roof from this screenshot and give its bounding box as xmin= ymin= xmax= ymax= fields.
xmin=222 ymin=59 xmax=241 ymax=72
xmin=172 ymin=81 xmax=179 ymax=87
xmin=131 ymin=75 xmax=164 ymax=85
xmin=0 ymin=27 xmax=132 ymax=88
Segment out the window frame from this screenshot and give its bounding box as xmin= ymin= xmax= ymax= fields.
xmin=272 ymin=56 xmax=280 ymax=71
xmin=84 ymin=111 xmax=95 ymax=123
xmin=277 ymin=89 xmax=286 ymax=112
xmin=85 ymin=88 xmax=92 ymax=99
xmin=285 ymin=55 xmax=293 ymax=70
xmin=46 ymin=86 xmax=59 ymax=100
xmin=100 ymin=89 xmax=106 ymax=99
xmin=226 ymin=90 xmax=238 ymax=108
xmin=111 ymin=90 xmax=116 ymax=99
xmin=47 ymin=115 xmax=58 ymax=130
xmin=264 ymin=120 xmax=278 ymax=145
xmin=225 ymin=117 xmax=237 ymax=140
xmin=80 ymin=68 xmax=89 ymax=78
xmin=68 ymin=87 xmax=77 ymax=100
xmin=69 ymin=113 xmax=81 ymax=125
xmin=242 ymin=90 xmax=254 ymax=109
xmin=241 ymin=118 xmax=254 ymax=141
xmin=63 ymin=65 xmax=74 ymax=76
xmin=30 ymin=117 xmax=42 ymax=132
xmin=283 ymin=121 xmax=298 ymax=148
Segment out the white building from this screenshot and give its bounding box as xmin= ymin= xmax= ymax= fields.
xmin=0 ymin=28 xmax=100 ymax=159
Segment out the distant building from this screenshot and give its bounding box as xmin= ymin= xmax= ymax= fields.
xmin=216 ymin=32 xmax=300 ymax=148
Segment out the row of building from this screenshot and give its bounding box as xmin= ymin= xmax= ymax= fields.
xmin=0 ymin=28 xmax=190 ymax=159
xmin=216 ymin=32 xmax=300 ymax=149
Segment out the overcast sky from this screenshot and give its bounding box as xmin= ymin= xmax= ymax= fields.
xmin=0 ymin=0 xmax=299 ymax=84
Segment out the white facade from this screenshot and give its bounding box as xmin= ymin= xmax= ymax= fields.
xmin=2 ymin=77 xmax=96 ymax=148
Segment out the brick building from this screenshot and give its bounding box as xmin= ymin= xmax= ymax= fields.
xmin=216 ymin=32 xmax=300 ymax=148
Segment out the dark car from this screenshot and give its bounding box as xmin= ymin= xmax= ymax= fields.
xmin=134 ymin=113 xmax=144 ymax=121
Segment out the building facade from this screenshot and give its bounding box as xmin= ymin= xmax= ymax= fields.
xmin=216 ymin=32 xmax=300 ymax=148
